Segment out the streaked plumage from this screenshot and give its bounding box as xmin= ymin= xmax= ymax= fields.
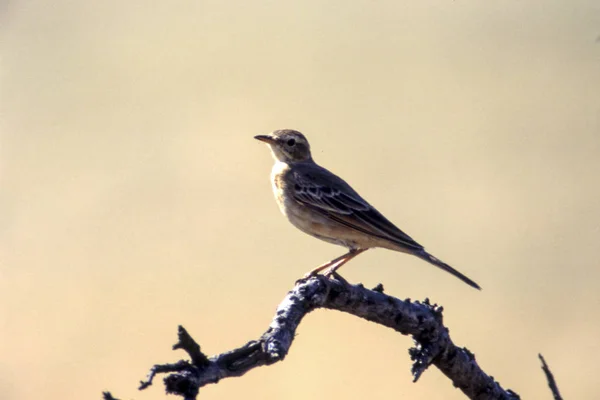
xmin=255 ymin=129 xmax=480 ymax=290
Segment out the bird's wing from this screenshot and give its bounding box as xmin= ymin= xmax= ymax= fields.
xmin=291 ymin=164 xmax=424 ymax=251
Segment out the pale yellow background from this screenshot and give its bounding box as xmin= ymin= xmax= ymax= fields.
xmin=2 ymin=1 xmax=599 ymax=399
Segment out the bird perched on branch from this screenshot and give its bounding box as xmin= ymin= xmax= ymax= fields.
xmin=255 ymin=129 xmax=480 ymax=290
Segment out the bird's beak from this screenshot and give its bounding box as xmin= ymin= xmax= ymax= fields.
xmin=254 ymin=135 xmax=277 ymax=145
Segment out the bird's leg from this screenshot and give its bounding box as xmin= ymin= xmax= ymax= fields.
xmin=323 ymin=248 xmax=368 ymax=277
xmin=303 ymin=250 xmax=357 ymax=278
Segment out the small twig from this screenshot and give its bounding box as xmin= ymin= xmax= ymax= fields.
xmin=102 ymin=392 xmax=120 ymax=400
xmin=173 ymin=326 xmax=210 ymax=367
xmin=139 ymin=360 xmax=192 ymax=390
xmin=539 ymin=354 xmax=563 ymax=400
xmin=137 ymin=275 xmax=519 ymax=399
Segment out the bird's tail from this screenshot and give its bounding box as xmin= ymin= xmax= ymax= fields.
xmin=416 ymin=250 xmax=481 ymax=290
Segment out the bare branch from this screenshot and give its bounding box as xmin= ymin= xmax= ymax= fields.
xmin=138 ymin=275 xmax=519 ymax=399
xmin=539 ymin=354 xmax=563 ymax=400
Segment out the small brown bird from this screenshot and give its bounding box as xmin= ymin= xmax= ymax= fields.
xmin=255 ymin=129 xmax=480 ymax=290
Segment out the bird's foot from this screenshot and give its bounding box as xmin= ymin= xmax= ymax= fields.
xmin=295 ymin=271 xmax=317 ymax=285
xmin=303 ymin=270 xmax=318 ymax=279
xmin=322 ymin=264 xmax=341 ymax=277
xmin=325 ymin=271 xmax=349 ymax=285
xmin=322 ymin=264 xmax=348 ymax=282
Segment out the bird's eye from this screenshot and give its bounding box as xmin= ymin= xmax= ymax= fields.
xmin=287 ymin=138 xmax=296 ymax=147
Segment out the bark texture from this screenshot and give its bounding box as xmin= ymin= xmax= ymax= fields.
xmin=137 ymin=275 xmax=520 ymax=399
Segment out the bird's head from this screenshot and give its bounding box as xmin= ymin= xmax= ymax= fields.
xmin=254 ymin=129 xmax=313 ymax=163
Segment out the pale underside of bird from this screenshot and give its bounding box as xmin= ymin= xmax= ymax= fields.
xmin=255 ymin=129 xmax=481 ymax=290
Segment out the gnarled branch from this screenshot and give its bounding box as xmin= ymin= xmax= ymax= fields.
xmin=137 ymin=275 xmax=519 ymax=399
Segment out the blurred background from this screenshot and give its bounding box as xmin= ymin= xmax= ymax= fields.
xmin=1 ymin=1 xmax=599 ymax=399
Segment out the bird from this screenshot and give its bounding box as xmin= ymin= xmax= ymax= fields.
xmin=254 ymin=129 xmax=481 ymax=290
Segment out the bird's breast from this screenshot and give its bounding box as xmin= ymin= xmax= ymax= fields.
xmin=269 ymin=161 xmax=359 ymax=248
xmin=271 ymin=160 xmax=288 ymax=196
xmin=270 ymin=162 xmax=313 ymax=226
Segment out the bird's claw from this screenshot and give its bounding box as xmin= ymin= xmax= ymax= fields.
xmin=324 ymin=271 xmax=349 ymax=284
xmin=295 ymin=272 xmax=316 ymax=285
xmin=303 ymin=271 xmax=317 ymax=279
